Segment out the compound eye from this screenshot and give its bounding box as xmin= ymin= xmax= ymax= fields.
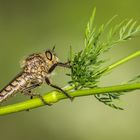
xmin=45 ymin=51 xmax=52 ymax=61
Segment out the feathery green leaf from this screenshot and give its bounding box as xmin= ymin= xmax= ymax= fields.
xmin=68 ymin=8 xmax=140 ymax=109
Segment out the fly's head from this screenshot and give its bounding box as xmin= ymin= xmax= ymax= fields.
xmin=44 ymin=49 xmax=59 ymax=68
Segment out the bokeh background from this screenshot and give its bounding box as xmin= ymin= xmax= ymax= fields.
xmin=0 ymin=0 xmax=139 ymax=140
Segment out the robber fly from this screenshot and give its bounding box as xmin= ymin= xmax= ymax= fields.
xmin=0 ymin=48 xmax=72 ymax=105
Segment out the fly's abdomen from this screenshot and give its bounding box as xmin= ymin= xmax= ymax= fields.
xmin=0 ymin=73 xmax=29 ymax=103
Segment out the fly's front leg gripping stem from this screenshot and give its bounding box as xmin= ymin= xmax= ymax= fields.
xmin=57 ymin=61 xmax=71 ymax=68
xmin=48 ymin=61 xmax=71 ymax=73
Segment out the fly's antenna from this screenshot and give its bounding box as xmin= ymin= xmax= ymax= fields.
xmin=52 ymin=45 xmax=56 ymax=52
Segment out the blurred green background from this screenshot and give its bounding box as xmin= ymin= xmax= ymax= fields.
xmin=0 ymin=0 xmax=139 ymax=140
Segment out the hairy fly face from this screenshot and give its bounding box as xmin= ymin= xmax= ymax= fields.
xmin=45 ymin=50 xmax=59 ymax=67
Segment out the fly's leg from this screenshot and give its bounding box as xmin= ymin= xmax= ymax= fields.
xmin=26 ymin=91 xmax=51 ymax=106
xmin=48 ymin=61 xmax=71 ymax=73
xmin=30 ymin=96 xmax=33 ymax=99
xmin=22 ymin=83 xmax=51 ymax=106
xmin=24 ymin=82 xmax=39 ymax=100
xmin=45 ymin=77 xmax=73 ymax=101
xmin=57 ymin=61 xmax=71 ymax=68
xmin=47 ymin=60 xmax=73 ymax=100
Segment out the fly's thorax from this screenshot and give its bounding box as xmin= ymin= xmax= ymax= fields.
xmin=23 ymin=53 xmax=47 ymax=77
xmin=23 ymin=51 xmax=59 ymax=78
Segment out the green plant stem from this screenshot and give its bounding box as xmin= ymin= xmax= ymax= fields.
xmin=96 ymin=50 xmax=140 ymax=75
xmin=0 ymin=51 xmax=139 ymax=116
xmin=0 ymin=83 xmax=140 ymax=116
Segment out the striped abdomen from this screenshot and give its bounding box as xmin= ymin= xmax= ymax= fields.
xmin=0 ymin=73 xmax=29 ymax=103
